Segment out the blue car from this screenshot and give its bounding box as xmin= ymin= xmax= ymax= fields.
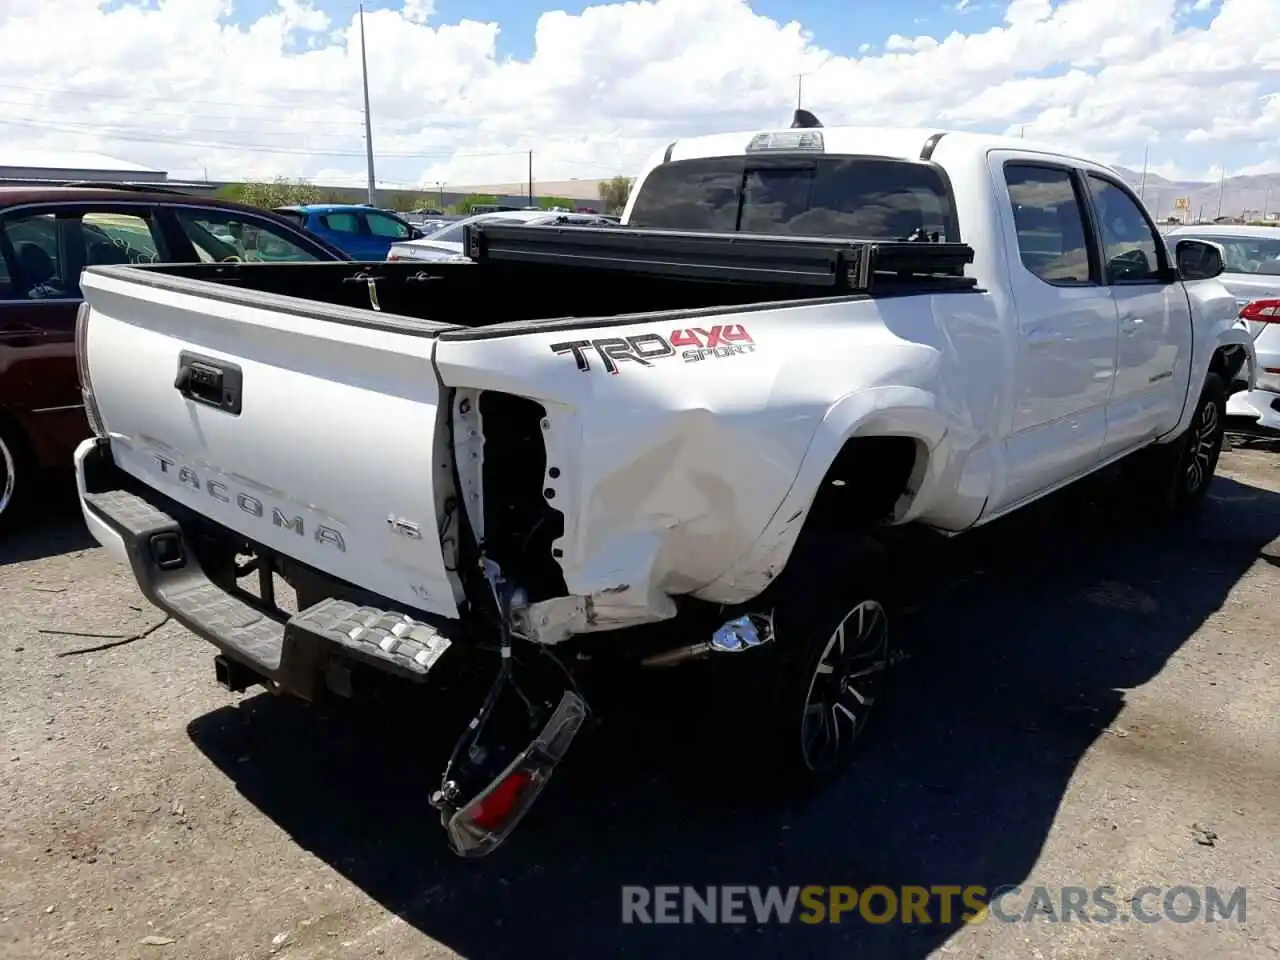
xmin=272 ymin=204 xmax=426 ymax=260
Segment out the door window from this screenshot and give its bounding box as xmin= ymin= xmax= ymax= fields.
xmin=1003 ymin=164 xmax=1095 ymax=285
xmin=1084 ymin=175 xmax=1165 ymax=282
xmin=0 ymin=213 xmax=64 ymax=299
xmin=174 ymin=209 xmax=324 ymax=262
xmin=81 ymin=212 xmax=163 ymax=265
xmin=0 ymin=208 xmax=166 ymax=299
xmin=364 ymin=212 xmax=411 ymax=239
xmin=320 ymin=213 xmax=362 ymax=234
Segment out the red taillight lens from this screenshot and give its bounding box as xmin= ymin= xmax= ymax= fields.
xmin=1240 ymin=299 xmax=1280 ymax=322
xmin=443 ymin=691 xmax=587 ymax=858
xmin=468 ymin=770 xmax=533 ymax=831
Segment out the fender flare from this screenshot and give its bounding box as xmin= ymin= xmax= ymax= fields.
xmin=1162 ymin=302 xmax=1256 ymax=442
xmin=694 ymin=386 xmax=950 ymax=604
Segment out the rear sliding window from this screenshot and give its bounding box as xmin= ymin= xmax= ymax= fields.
xmin=627 ymin=156 xmax=958 ymax=241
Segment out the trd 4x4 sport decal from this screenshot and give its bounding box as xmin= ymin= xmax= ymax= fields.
xmin=549 ymin=324 xmax=756 ymax=375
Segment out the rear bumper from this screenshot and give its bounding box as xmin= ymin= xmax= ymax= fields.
xmin=75 ymin=437 xmax=457 ymax=699
xmin=75 ymin=437 xmax=128 ymax=564
xmin=1226 ymin=387 xmax=1280 ymax=433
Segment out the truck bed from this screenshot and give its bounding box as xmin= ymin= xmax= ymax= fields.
xmin=75 ymin=223 xmax=984 ymax=635
xmin=89 ymin=224 xmax=978 ymax=338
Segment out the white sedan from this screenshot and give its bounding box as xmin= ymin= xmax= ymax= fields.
xmin=387 ymin=210 xmax=614 ymax=262
xmin=1167 ymin=224 xmax=1280 ymax=435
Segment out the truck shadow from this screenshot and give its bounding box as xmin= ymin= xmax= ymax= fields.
xmin=0 ymin=472 xmax=96 ymax=567
xmin=185 ymin=471 xmax=1280 ymax=959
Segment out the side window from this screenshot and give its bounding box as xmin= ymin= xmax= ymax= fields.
xmin=365 ymin=212 xmax=411 ymax=239
xmin=0 ymin=212 xmax=70 ymax=300
xmin=81 ymin=211 xmax=165 ymax=266
xmin=173 ymin=209 xmax=322 ymax=263
xmin=320 ymin=213 xmax=361 ymax=234
xmin=1004 ymin=164 xmax=1094 ymax=285
xmin=1085 ymin=175 xmax=1164 ymax=282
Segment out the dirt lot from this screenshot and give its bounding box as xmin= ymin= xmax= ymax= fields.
xmin=2 ymin=446 xmax=1278 ymax=960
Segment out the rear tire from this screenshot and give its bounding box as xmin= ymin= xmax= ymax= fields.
xmin=713 ymin=535 xmax=894 ymax=789
xmin=1142 ymin=373 xmax=1227 ymax=520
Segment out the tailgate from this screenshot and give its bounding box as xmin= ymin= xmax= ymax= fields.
xmin=80 ymin=267 xmax=462 ymax=619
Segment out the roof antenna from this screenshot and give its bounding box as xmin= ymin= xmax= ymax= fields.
xmin=792 ymin=108 xmax=823 ymax=129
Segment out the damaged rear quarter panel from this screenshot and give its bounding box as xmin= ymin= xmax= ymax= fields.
xmin=432 ymin=296 xmax=977 ymax=639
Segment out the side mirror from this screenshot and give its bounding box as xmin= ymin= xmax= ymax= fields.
xmin=410 ymin=228 xmax=425 ymax=240
xmin=1175 ymin=238 xmax=1225 ymax=281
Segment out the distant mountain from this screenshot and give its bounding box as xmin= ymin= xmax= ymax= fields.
xmin=1112 ymin=166 xmax=1280 ymax=223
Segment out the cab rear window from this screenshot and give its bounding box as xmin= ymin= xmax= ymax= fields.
xmin=627 ymin=156 xmax=958 ymax=242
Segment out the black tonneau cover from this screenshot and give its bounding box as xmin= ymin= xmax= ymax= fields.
xmin=464 ymin=223 xmax=977 ymax=292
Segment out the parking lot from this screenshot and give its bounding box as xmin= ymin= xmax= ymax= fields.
xmin=1 ymin=444 xmax=1278 ymax=960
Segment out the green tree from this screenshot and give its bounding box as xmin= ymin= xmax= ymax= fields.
xmin=215 ymin=177 xmax=324 ymax=210
xmin=597 ymin=176 xmax=634 ymax=215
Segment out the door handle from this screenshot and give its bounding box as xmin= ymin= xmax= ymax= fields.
xmin=174 ymin=351 xmax=243 ymax=415
xmin=1119 ymin=314 xmax=1143 ymax=334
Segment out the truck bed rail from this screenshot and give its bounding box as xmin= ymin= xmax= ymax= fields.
xmin=463 ymin=223 xmax=977 ymax=292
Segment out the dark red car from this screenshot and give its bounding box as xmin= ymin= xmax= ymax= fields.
xmin=0 ymin=184 xmax=348 ymax=530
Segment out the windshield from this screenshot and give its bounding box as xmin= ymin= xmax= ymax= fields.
xmin=1183 ymin=235 xmax=1280 ymax=275
xmin=425 ymin=214 xmax=531 ymax=244
xmin=627 ymin=155 xmax=958 ymax=241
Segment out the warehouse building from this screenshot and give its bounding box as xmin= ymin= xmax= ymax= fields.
xmin=0 ymin=149 xmax=218 ymax=195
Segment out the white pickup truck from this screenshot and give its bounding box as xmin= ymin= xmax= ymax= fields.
xmin=72 ymin=113 xmax=1254 ymax=857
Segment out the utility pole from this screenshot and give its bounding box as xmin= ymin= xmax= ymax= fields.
xmin=796 ymin=73 xmax=806 ymax=109
xmin=358 ymin=3 xmax=377 ymax=207
xmin=1215 ymin=164 xmax=1225 ymax=220
xmin=528 ymin=150 xmax=534 ymax=206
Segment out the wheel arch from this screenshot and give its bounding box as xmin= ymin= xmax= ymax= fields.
xmin=694 ymin=387 xmax=947 ymax=604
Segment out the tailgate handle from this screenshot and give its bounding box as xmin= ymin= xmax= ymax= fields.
xmin=174 ymin=351 xmax=243 ymax=415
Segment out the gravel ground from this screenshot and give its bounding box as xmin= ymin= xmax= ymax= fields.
xmin=1 ymin=446 xmax=1278 ymax=960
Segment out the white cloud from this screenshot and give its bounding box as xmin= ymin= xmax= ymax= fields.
xmin=0 ymin=0 xmax=1278 ymax=191
xmin=402 ymin=0 xmax=436 ymax=26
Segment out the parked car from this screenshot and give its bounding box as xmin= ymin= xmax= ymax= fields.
xmin=0 ymin=183 xmax=348 ymax=530
xmin=71 ymin=117 xmax=1252 ymax=858
xmin=1164 ymin=224 xmax=1280 ymax=435
xmin=413 ymin=214 xmax=463 ymax=235
xmin=386 ymin=210 xmax=616 ymax=261
xmin=272 ymin=204 xmax=427 ymax=260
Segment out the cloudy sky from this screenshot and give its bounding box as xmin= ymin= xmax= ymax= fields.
xmin=1 ymin=0 xmax=1277 ymax=190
